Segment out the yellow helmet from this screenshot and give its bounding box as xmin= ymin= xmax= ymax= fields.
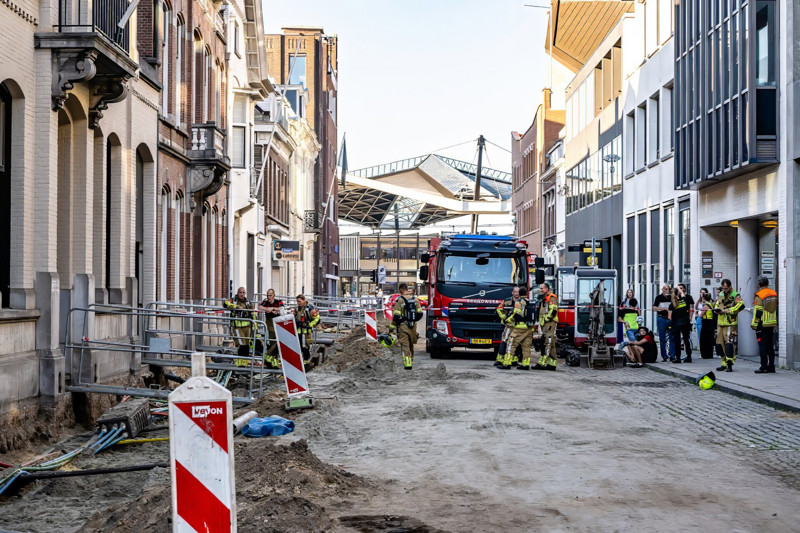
xmin=378 ymin=334 xmax=396 ymax=348
xmin=697 ymin=371 xmax=716 ymax=390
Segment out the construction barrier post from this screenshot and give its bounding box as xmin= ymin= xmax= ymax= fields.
xmin=273 ymin=315 xmax=314 ymax=410
xmin=169 ymin=352 xmax=236 ymax=532
xmin=365 ymin=309 xmax=377 ymax=342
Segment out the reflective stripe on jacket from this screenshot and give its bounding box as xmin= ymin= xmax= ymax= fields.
xmin=752 ymin=288 xmax=778 ymax=328
xmin=224 ymin=299 xmax=256 ymax=327
xmin=715 ymin=290 xmax=743 ymax=326
xmin=508 ymin=297 xmax=529 ymax=329
xmin=539 ymin=293 xmax=558 ymax=326
xmin=295 ymin=305 xmax=320 ymax=331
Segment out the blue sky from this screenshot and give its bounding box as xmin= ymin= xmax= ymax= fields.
xmin=263 ymin=0 xmax=551 ymax=172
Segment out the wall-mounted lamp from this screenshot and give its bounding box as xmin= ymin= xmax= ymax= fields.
xmin=761 ymin=220 xmax=778 ymax=228
xmin=729 ymin=220 xmax=739 ymax=228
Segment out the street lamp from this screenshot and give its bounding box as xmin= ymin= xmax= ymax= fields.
xmin=603 ymin=153 xmax=620 ymax=194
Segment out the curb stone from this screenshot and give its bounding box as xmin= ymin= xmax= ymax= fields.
xmin=647 ymin=364 xmax=800 ymax=414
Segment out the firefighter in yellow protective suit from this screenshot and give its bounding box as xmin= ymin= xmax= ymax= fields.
xmin=258 ymin=289 xmax=284 ymax=368
xmin=714 ymin=279 xmax=744 ymax=372
xmin=391 ymin=283 xmax=423 ymax=369
xmin=534 ymin=282 xmax=559 ymax=371
xmin=752 ymin=276 xmax=778 ymax=374
xmin=293 ymin=295 xmax=320 ymax=366
xmin=494 ymin=289 xmax=518 ymax=368
xmin=501 ymin=287 xmax=532 ymax=369
xmin=223 ymin=287 xmax=257 ymax=367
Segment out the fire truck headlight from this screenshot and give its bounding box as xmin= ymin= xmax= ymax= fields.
xmin=434 ymin=320 xmax=449 ymax=335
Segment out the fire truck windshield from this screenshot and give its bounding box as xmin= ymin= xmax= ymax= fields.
xmin=438 ymin=254 xmax=526 ymax=287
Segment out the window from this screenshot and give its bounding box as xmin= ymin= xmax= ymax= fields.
xmin=175 ymin=18 xmax=183 ymax=125
xmin=636 ymin=104 xmax=646 ymax=169
xmin=625 ymin=111 xmax=635 ymax=175
xmin=438 ymin=254 xmax=526 ymax=286
xmin=678 ymin=202 xmax=691 ymax=286
xmin=649 ymin=94 xmax=660 ymax=161
xmin=233 ymin=21 xmax=240 ymax=57
xmin=173 ymin=192 xmax=182 ymax=301
xmin=203 ymin=47 xmax=211 ymax=122
xmin=161 ymin=3 xmax=171 ymax=115
xmin=664 ymin=205 xmax=674 ymax=285
xmin=159 ymin=188 xmax=168 ymax=301
xmin=0 ymin=85 xmax=10 ymax=308
xmin=626 ymin=216 xmax=635 ymax=269
xmin=662 ymin=85 xmax=673 ymax=153
xmin=215 ymin=62 xmax=221 ymax=125
xmin=289 ymin=56 xmax=306 ymax=86
xmin=328 ymin=90 xmax=336 ymax=122
xmin=193 ymin=34 xmax=203 ymax=123
xmin=231 ymin=95 xmax=247 ymax=168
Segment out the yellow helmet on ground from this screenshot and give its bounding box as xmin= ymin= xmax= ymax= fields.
xmin=378 ymin=334 xmax=396 ymax=348
xmin=697 ymin=371 xmax=716 ymax=390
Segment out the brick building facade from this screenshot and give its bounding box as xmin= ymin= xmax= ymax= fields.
xmin=266 ymin=27 xmax=339 ymax=296
xmin=511 ymin=89 xmax=565 ymax=258
xmin=149 ymin=0 xmax=231 ymax=303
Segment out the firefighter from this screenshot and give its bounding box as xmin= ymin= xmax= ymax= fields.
xmin=533 ymin=282 xmax=559 ymax=371
xmin=752 ymin=276 xmax=778 ymax=374
xmin=494 ymin=288 xmax=517 ymax=368
xmin=391 ymin=283 xmax=423 ymax=369
xmin=501 ymin=287 xmax=532 ymax=369
xmin=258 ymin=288 xmax=284 ymax=368
xmin=714 ymin=279 xmax=744 ymax=372
xmin=293 ymin=294 xmax=320 ymax=366
xmin=223 ymin=287 xmax=257 ymax=367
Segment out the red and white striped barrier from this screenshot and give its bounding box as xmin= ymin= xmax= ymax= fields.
xmin=169 ymin=353 xmax=236 ymax=533
xmin=273 ymin=315 xmax=310 ymax=397
xmin=365 ymin=310 xmax=377 ymax=341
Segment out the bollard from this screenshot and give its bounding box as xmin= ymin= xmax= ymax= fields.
xmin=169 ymin=352 xmax=236 ymax=532
xmin=365 ymin=309 xmax=377 ymax=342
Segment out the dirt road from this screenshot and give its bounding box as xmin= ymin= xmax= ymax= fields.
xmin=1 ymin=336 xmax=799 ymax=532
xmin=297 ymin=341 xmax=800 ymax=532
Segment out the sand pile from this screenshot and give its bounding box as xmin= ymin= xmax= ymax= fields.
xmin=78 ymin=439 xmax=371 ymax=533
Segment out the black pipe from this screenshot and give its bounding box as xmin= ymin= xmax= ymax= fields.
xmin=163 ymin=371 xmax=186 ymax=384
xmin=19 ymin=463 xmax=169 ymax=481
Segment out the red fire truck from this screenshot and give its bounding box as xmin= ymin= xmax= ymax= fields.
xmin=419 ymin=235 xmax=530 ymax=358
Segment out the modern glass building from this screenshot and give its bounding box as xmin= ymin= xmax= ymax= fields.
xmin=674 ymin=0 xmax=778 ymax=188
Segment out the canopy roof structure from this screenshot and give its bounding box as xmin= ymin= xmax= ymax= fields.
xmin=546 ymin=0 xmax=634 ymax=72
xmin=338 ymin=154 xmax=512 ymax=230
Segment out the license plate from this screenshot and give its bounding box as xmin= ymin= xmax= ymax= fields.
xmin=470 ymin=338 xmax=492 ymax=345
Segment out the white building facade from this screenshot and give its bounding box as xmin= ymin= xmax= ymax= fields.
xmin=226 ymin=0 xmax=271 ymax=301
xmin=1 ymin=0 xmax=158 ymax=439
xmin=621 ymin=0 xmax=692 ymax=331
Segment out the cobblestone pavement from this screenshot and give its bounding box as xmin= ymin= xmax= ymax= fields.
xmin=572 ymin=366 xmax=800 ymax=490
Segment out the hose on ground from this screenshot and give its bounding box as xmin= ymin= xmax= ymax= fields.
xmin=115 ymin=437 xmax=169 ymax=445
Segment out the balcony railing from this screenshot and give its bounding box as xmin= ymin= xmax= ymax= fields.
xmin=190 ymin=123 xmax=228 ymax=164
xmin=58 ymin=0 xmax=131 ymax=53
